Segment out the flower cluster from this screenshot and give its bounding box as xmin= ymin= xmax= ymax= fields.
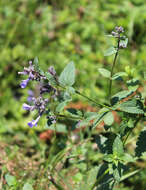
xmin=18 ymin=60 xmax=46 ymax=89
xmin=111 ymin=26 xmax=127 ymax=49
xmin=111 ymin=26 xmax=124 ymax=37
xmin=19 ymin=60 xmax=57 ymax=127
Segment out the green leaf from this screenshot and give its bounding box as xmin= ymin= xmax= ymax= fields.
xmin=84 ymin=112 xmax=98 ymax=121
xmin=45 ymin=72 xmax=57 ymax=85
xmin=121 ymin=153 xmax=134 ymax=163
xmin=113 ymin=136 xmax=124 ymax=157
xmin=33 ymin=57 xmax=39 ymax=71
xmin=112 ymin=72 xmax=127 ymax=80
xmin=92 ymin=108 xmax=109 ymax=129
xmin=113 ymin=168 xmax=120 ymax=182
xmin=47 ymin=124 xmax=67 ymax=133
xmin=59 ymin=62 xmax=75 ymax=87
xmin=111 ymin=90 xmax=134 ymax=105
xmin=5 ymin=174 xmax=17 ymax=186
xmin=117 ymin=99 xmax=144 ymax=114
xmin=34 ymin=57 xmax=44 ymax=75
xmin=104 ymin=47 xmax=117 ymax=56
xmin=135 ymin=129 xmax=146 ymax=157
xmin=23 ymin=183 xmax=34 ymax=190
xmin=127 ymin=78 xmax=139 ymax=91
xmin=98 ymin=68 xmax=111 ymax=78
xmin=56 ymin=102 xmax=67 ymax=113
xmin=73 ymin=173 xmax=83 ymax=182
xmin=103 ymin=111 xmax=114 ymax=126
xmin=103 ymin=154 xmax=114 ymax=162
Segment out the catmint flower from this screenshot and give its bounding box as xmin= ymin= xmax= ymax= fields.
xmin=28 ymin=115 xmax=41 ymax=127
xmin=20 ymin=78 xmax=30 ymax=88
xmin=115 ymin=26 xmax=124 ymax=33
xmin=23 ymin=103 xmax=35 ymax=111
xmin=48 ymin=66 xmax=56 ymax=76
xmin=27 ymin=90 xmax=34 ymax=102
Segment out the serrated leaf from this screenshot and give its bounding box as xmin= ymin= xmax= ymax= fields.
xmin=92 ymin=108 xmax=109 ymax=129
xmin=103 ymin=112 xmax=114 ymax=126
xmin=59 ymin=62 xmax=75 ymax=87
xmin=33 ymin=57 xmax=44 ymax=75
xmin=45 ymin=72 xmax=57 ymax=85
xmin=118 ymin=99 xmax=144 ymax=114
xmin=111 ymin=90 xmax=134 ymax=105
xmin=113 ymin=136 xmax=124 ymax=157
xmin=112 ymin=72 xmax=127 ymax=80
xmin=121 ymin=153 xmax=134 ymax=163
xmin=84 ymin=112 xmax=98 ymax=121
xmin=47 ymin=124 xmax=67 ymax=133
xmin=98 ymin=68 xmax=111 ymax=78
xmin=33 ymin=57 xmax=39 ymax=71
xmin=127 ymin=78 xmax=139 ymax=91
xmin=23 ymin=183 xmax=34 ymax=190
xmin=5 ymin=174 xmax=17 ymax=186
xmin=135 ymin=129 xmax=146 ymax=157
xmin=103 ymin=154 xmax=114 ymax=162
xmin=56 ymin=102 xmax=67 ymax=113
xmin=113 ymin=168 xmax=120 ymax=182
xmin=104 ymin=47 xmax=117 ymax=56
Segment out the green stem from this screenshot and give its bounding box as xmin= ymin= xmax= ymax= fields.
xmin=91 ymin=168 xmax=109 ymax=190
xmin=57 ymin=82 xmax=111 ymax=109
xmin=123 ymin=117 xmax=141 ymax=146
xmin=56 ymin=114 xmax=83 ymax=120
xmin=109 ymin=38 xmax=120 ymax=103
xmin=75 ymin=90 xmax=111 ymax=109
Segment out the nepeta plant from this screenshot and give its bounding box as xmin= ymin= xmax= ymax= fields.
xmin=19 ymin=26 xmax=145 ymax=189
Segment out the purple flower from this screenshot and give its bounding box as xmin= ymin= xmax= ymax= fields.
xmin=48 ymin=66 xmax=56 ymax=76
xmin=27 ymin=90 xmax=34 ymax=102
xmin=23 ymin=103 xmax=35 ymax=111
xmin=28 ymin=115 xmax=41 ymax=127
xmin=20 ymin=78 xmax=30 ymax=88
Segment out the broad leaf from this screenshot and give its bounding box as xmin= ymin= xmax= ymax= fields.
xmin=103 ymin=154 xmax=114 ymax=162
xmin=34 ymin=57 xmax=44 ymax=75
xmin=56 ymin=102 xmax=67 ymax=113
xmin=104 ymin=47 xmax=117 ymax=56
xmin=47 ymin=123 xmax=67 ymax=133
xmin=59 ymin=62 xmax=75 ymax=87
xmin=5 ymin=174 xmax=17 ymax=186
xmin=112 ymin=72 xmax=127 ymax=80
xmin=111 ymin=90 xmax=134 ymax=105
xmin=92 ymin=108 xmax=109 ymax=129
xmin=98 ymin=68 xmax=111 ymax=78
xmin=45 ymin=72 xmax=57 ymax=85
xmin=135 ymin=129 xmax=146 ymax=157
xmin=103 ymin=111 xmax=114 ymax=126
xmin=113 ymin=136 xmax=124 ymax=157
xmin=117 ymin=99 xmax=144 ymax=114
xmin=127 ymin=78 xmax=139 ymax=91
xmin=23 ymin=183 xmax=34 ymax=190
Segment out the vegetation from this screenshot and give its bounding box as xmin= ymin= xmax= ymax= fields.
xmin=0 ymin=0 xmax=146 ymax=190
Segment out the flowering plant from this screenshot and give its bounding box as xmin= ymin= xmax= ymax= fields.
xmin=19 ymin=27 xmax=145 ymax=189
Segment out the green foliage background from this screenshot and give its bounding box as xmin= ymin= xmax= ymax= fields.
xmin=0 ymin=0 xmax=146 ymax=189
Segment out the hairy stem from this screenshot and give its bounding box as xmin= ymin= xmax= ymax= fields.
xmin=57 ymin=83 xmax=112 ymax=109
xmin=109 ymin=38 xmax=120 ymax=103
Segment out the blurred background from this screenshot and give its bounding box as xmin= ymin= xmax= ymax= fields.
xmin=0 ymin=0 xmax=146 ymax=189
